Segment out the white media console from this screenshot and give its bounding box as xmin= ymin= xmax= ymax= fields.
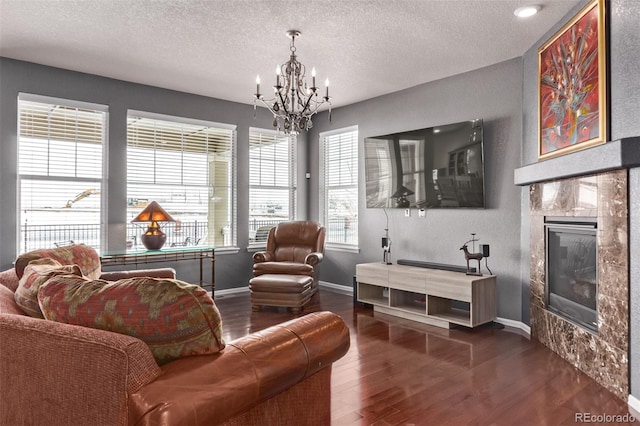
xmin=356 ymin=262 xmax=496 ymax=328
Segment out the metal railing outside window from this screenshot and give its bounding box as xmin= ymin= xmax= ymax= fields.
xmin=20 ymin=221 xmax=208 ymax=253
xmin=325 ymin=217 xmax=358 ymax=246
xmin=246 ymin=217 xmax=357 ymax=247
xmin=248 ymin=219 xmax=281 ymax=244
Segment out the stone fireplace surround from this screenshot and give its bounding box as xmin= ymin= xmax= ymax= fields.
xmin=515 ymin=137 xmax=640 ymax=401
xmin=531 ymin=170 xmax=628 ymax=400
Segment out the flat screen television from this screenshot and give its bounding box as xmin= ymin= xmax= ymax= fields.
xmin=365 ymin=119 xmax=485 ymax=209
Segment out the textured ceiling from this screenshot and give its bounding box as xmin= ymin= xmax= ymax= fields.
xmin=0 ymin=0 xmax=580 ymax=108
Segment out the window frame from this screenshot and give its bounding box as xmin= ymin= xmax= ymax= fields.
xmin=17 ymin=93 xmax=109 ymax=254
xmin=248 ymin=127 xmax=297 ymax=249
xmin=319 ymin=125 xmax=359 ymax=250
xmin=126 ymin=110 xmax=238 ymax=250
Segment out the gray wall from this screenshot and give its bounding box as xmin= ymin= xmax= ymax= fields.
xmin=0 ymin=57 xmax=309 ymax=291
xmin=610 ymin=0 xmax=640 ymax=404
xmin=520 ymin=0 xmax=640 ymax=399
xmin=309 ymin=58 xmax=524 ymax=321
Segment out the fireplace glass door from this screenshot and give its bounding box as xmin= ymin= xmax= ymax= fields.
xmin=545 ymin=217 xmax=598 ymax=333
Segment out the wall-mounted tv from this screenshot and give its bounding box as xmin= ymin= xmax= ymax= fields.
xmin=365 ymin=119 xmax=485 ymax=209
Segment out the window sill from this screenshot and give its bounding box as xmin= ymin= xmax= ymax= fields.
xmin=326 ymin=244 xmax=360 ymax=254
xmin=215 ymin=247 xmax=241 ymax=255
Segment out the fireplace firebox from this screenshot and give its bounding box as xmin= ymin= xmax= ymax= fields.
xmin=545 ymin=217 xmax=598 ymax=333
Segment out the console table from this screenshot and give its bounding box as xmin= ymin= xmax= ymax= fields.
xmin=356 ymin=262 xmax=496 ymax=328
xmin=100 ymin=246 xmax=215 ymax=294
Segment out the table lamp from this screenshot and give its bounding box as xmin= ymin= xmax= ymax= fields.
xmin=131 ymin=201 xmax=175 ymax=250
xmin=392 ymin=185 xmax=414 ymax=208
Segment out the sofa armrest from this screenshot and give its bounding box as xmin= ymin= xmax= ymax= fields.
xmin=130 ymin=311 xmax=350 ymax=425
xmin=0 ymin=314 xmax=161 ymax=426
xmin=100 ymin=268 xmax=176 ymax=281
xmin=252 ymin=251 xmax=274 ymax=263
xmin=304 ymin=251 xmax=324 ymax=266
xmin=229 ymin=310 xmax=349 ymax=392
xmin=0 ymin=268 xmax=19 ymax=292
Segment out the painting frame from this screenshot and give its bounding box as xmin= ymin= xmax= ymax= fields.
xmin=538 ymin=0 xmax=607 ymax=160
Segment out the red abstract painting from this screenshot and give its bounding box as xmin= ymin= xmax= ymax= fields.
xmin=538 ymin=0 xmax=606 ymax=160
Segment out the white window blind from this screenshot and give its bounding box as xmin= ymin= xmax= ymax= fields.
xmin=320 ymin=126 xmax=359 ymax=247
xmin=248 ymin=128 xmax=296 ymax=246
xmin=18 ymin=95 xmax=107 ymax=253
xmin=127 ymin=113 xmax=236 ymax=249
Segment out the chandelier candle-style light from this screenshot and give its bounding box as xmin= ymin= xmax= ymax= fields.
xmin=254 ymin=30 xmax=331 ymax=135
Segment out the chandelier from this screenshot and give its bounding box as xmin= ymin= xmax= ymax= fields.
xmin=254 ymin=30 xmax=331 ymax=135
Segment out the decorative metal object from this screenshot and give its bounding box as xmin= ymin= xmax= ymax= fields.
xmin=460 ymin=233 xmax=483 ymax=276
xmin=382 ymin=209 xmax=392 ymax=264
xmin=254 ymin=30 xmax=331 ymax=135
xmin=382 ymin=233 xmax=392 ymax=265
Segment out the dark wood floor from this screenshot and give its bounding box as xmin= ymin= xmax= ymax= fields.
xmin=214 ymin=288 xmax=634 ymax=425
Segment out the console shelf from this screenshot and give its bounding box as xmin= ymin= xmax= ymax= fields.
xmin=357 ymin=283 xmax=389 ymax=306
xmin=390 ymin=289 xmax=426 ymax=315
xmin=356 ymin=262 xmax=496 ymax=328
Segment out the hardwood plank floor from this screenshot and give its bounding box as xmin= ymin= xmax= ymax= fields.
xmin=214 ymin=288 xmax=634 ymax=425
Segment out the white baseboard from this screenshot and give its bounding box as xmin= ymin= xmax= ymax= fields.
xmin=212 ymin=286 xmax=249 ymax=298
xmin=628 ymin=394 xmax=640 ymax=418
xmin=319 ymin=280 xmax=353 ymax=295
xmin=494 ymin=317 xmax=531 ymax=336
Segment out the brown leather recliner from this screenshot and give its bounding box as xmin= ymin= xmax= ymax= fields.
xmin=252 ymin=221 xmax=325 ymax=294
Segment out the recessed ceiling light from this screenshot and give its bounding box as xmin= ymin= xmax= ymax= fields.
xmin=514 ymin=5 xmax=541 ymax=18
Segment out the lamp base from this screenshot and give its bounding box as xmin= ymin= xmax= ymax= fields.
xmin=141 ymin=233 xmax=167 ymax=250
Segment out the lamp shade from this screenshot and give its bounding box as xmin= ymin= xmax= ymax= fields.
xmin=131 ymin=201 xmax=175 ymax=223
xmin=131 ymin=201 xmax=175 ymax=250
xmin=391 ymin=186 xmax=415 ymax=198
xmin=392 ymin=185 xmax=414 ymax=208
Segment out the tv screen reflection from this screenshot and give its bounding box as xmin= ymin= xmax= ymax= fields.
xmin=364 ymin=119 xmax=485 ymax=209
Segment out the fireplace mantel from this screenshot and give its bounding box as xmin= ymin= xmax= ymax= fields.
xmin=514 ymin=137 xmax=640 ymax=186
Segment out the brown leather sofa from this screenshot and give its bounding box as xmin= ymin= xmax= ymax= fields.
xmin=252 ymin=221 xmax=326 ymax=294
xmin=0 ymin=249 xmax=350 ymax=425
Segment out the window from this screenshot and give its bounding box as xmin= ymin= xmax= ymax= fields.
xmin=18 ymin=94 xmax=107 ymax=253
xmin=127 ymin=111 xmax=236 ymax=249
xmin=319 ymin=126 xmax=358 ymax=248
xmin=248 ymin=128 xmax=296 ymax=246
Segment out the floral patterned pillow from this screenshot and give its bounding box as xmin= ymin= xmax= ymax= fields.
xmin=13 ymin=258 xmax=82 ymax=318
xmin=38 ymin=276 xmax=225 ymax=365
xmin=14 ymin=244 xmax=101 ymax=280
